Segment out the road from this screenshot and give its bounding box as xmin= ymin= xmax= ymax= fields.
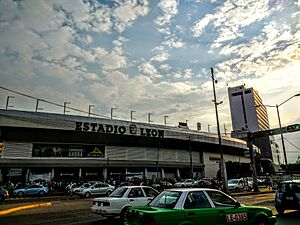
xmin=0 ymin=193 xmax=299 ymax=225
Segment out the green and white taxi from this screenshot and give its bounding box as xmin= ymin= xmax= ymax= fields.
xmin=124 ymin=188 xmax=276 ymax=225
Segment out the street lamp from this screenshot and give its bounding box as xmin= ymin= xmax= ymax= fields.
xmin=5 ymin=96 xmax=15 ymax=110
xmin=63 ymin=102 xmax=70 ymax=115
xmin=131 ymin=110 xmax=136 ymax=122
xmin=211 ymin=67 xmax=228 ymax=193
xmin=257 ymin=93 xmax=300 ymax=167
xmin=148 ymin=113 xmax=153 ymax=124
xmin=88 ymin=105 xmax=95 ymax=117
xmin=111 ymin=107 xmax=117 ymax=119
xmin=164 ymin=116 xmax=168 ymax=126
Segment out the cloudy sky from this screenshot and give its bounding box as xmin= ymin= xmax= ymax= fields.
xmin=0 ymin=0 xmax=300 ymax=163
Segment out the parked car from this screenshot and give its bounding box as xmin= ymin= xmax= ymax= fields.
xmin=227 ymin=178 xmax=250 ymax=192
xmin=124 ymin=188 xmax=276 ymax=225
xmin=12 ymin=184 xmax=49 ymax=197
xmin=0 ymin=186 xmax=9 ymax=203
xmin=76 ymin=182 xmax=115 ymax=198
xmin=173 ymin=179 xmax=195 ymax=188
xmin=151 ymin=181 xmax=173 ymax=191
xmin=71 ymin=182 xmax=93 ymax=195
xmin=275 ymin=180 xmax=300 ymax=215
xmin=118 ymin=182 xmax=135 ymax=187
xmin=192 ymin=179 xmax=216 ymax=188
xmin=91 ymin=185 xmax=159 ymax=220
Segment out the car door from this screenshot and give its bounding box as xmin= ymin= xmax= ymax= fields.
xmin=25 ymin=185 xmax=38 ymax=195
xmin=127 ymin=187 xmax=147 ymax=206
xmin=182 ymin=191 xmax=220 ymax=225
xmin=92 ymin=183 xmax=107 ymax=195
xmin=90 ymin=183 xmax=99 ymax=195
xmin=205 ymin=190 xmax=253 ymax=225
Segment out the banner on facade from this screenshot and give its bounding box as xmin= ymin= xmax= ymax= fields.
xmin=32 ymin=144 xmax=105 ymax=158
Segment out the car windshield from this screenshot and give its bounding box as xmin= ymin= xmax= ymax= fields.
xmin=81 ymin=183 xmax=91 ymax=188
xmin=149 ymin=191 xmax=182 ymax=209
xmin=109 ymin=187 xmax=128 ymax=197
xmin=228 ymin=179 xmax=239 ymax=184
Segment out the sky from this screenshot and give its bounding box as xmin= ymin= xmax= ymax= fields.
xmin=0 ymin=0 xmax=300 ymax=164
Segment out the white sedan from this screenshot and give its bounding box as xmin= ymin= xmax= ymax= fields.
xmin=91 ymin=185 xmax=159 ymax=220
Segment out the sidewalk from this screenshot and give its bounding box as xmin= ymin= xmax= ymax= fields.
xmin=230 ymin=187 xmax=275 ymax=197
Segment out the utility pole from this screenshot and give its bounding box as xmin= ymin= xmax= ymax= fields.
xmin=276 ymin=104 xmax=288 ymax=167
xmin=211 ymin=67 xmax=228 ymax=193
xmin=189 ymin=137 xmax=193 ymax=179
xmin=156 ymin=141 xmax=161 ymax=180
xmin=247 ymin=132 xmax=259 ymax=192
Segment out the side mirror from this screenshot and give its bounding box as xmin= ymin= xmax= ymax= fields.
xmin=234 ymin=201 xmax=241 ymax=209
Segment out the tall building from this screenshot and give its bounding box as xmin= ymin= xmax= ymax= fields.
xmin=228 ymin=85 xmax=269 ymax=132
xmin=228 ymin=85 xmax=281 ymax=173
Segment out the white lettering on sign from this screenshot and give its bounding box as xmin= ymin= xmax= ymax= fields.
xmin=226 ymin=213 xmax=248 ymax=222
xmin=75 ymin=122 xmax=164 ymax=138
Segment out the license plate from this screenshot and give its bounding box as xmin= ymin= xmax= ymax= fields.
xmin=226 ymin=213 xmax=248 ymax=222
xmin=286 ymin=196 xmax=293 ymax=200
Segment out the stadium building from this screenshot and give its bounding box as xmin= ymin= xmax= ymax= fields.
xmin=0 ymin=109 xmax=252 ymax=184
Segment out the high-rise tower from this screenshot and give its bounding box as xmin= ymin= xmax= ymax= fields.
xmin=228 ymin=85 xmax=281 ymax=172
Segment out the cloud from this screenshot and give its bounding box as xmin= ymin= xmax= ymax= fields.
xmin=150 ymin=52 xmax=169 ymax=62
xmin=154 ymin=0 xmax=179 ymax=27
xmin=113 ymin=0 xmax=150 ymax=33
xmin=138 ymin=62 xmax=162 ymax=78
xmin=192 ymin=14 xmax=214 ymax=37
xmin=162 ymin=37 xmax=184 ymax=48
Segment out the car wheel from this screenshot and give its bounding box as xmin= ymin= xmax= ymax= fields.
xmin=39 ymin=190 xmax=45 ymax=196
xmin=255 ymin=216 xmax=268 ymax=225
xmin=120 ymin=207 xmax=130 ymax=222
xmin=17 ymin=191 xmax=24 ymax=197
xmin=85 ymin=192 xmax=91 ymax=198
xmin=275 ymin=206 xmax=285 ymax=216
xmin=106 ymin=190 xmax=112 ymax=196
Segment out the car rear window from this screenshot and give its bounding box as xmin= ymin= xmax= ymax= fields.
xmin=149 ymin=191 xmax=182 ymax=209
xmin=110 ymin=187 xmax=128 ymax=197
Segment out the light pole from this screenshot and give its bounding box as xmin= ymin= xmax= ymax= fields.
xmin=5 ymin=96 xmax=14 ymax=110
xmin=111 ymin=107 xmax=117 ymax=119
xmin=88 ymin=105 xmax=95 ymax=117
xmin=35 ymin=99 xmax=43 ymax=112
xmin=148 ymin=113 xmax=153 ymax=124
xmin=211 ymin=67 xmax=228 ymax=193
xmin=164 ymin=116 xmax=168 ymax=126
xmin=63 ymin=102 xmax=70 ymax=115
xmin=131 ymin=110 xmax=136 ymax=122
xmin=258 ymin=93 xmax=300 ymax=167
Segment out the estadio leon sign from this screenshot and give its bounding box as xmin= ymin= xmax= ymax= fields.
xmin=75 ymin=122 xmax=164 ymax=138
